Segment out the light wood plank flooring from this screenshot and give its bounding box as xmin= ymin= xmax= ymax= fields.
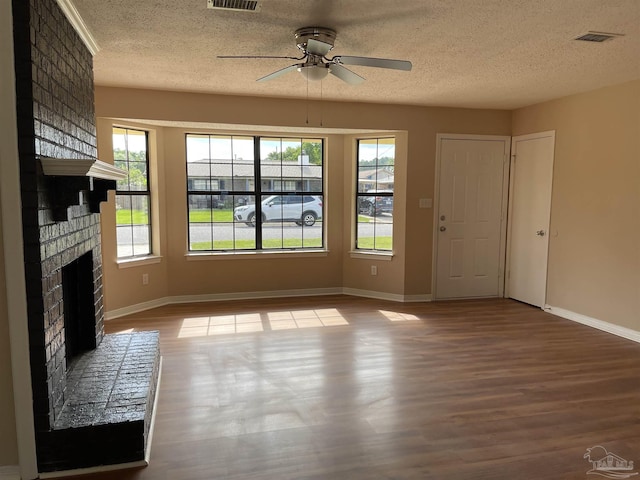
xmin=66 ymin=296 xmax=640 ymax=479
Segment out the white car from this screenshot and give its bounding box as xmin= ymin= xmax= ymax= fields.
xmin=234 ymin=195 xmax=323 ymax=227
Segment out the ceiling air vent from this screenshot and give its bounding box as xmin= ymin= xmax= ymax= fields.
xmin=575 ymin=31 xmax=623 ymax=42
xmin=207 ymin=0 xmax=260 ymax=11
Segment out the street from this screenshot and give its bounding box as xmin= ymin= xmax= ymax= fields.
xmin=117 ymin=215 xmax=393 ymax=254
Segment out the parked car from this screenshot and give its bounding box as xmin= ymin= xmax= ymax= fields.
xmin=358 ymin=190 xmax=393 ymax=216
xmin=234 ymin=195 xmax=323 ymax=227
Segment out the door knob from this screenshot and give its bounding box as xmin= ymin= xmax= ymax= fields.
xmin=440 ymin=226 xmax=446 ymax=232
xmin=536 ymin=230 xmax=546 ymax=236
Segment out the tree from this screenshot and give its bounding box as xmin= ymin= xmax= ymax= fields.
xmin=265 ymin=142 xmax=322 ymax=165
xmin=114 ymin=148 xmax=148 ymax=189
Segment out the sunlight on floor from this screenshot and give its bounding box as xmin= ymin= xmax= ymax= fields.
xmin=113 ymin=328 xmax=135 ymax=334
xmin=378 ymin=310 xmax=420 ymax=322
xmin=177 ymin=308 xmax=348 ymax=338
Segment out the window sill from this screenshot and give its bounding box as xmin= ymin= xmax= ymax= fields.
xmin=117 ymin=255 xmax=162 ymax=269
xmin=349 ymin=250 xmax=394 ymax=261
xmin=186 ymin=249 xmax=329 ymax=261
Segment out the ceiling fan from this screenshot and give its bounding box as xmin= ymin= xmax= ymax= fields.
xmin=218 ymin=26 xmax=412 ymax=85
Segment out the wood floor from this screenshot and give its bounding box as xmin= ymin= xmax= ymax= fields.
xmin=66 ymin=296 xmax=640 ymax=480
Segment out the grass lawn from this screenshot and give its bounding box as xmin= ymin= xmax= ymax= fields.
xmin=189 ymin=209 xmax=234 ymax=222
xmin=117 ymin=209 xmax=235 ymax=224
xmin=356 ymin=236 xmax=393 ymax=250
xmin=191 ymin=237 xmax=323 ymax=250
xmin=116 ymin=209 xmax=148 ymax=225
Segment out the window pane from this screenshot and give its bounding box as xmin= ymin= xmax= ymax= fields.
xmin=210 ymin=136 xmax=232 ymax=160
xmin=189 ymin=222 xmax=212 ymax=251
xmin=114 ymin=127 xmax=151 ymax=259
xmin=187 ymin=135 xmax=210 ymax=162
xmin=356 ymin=216 xmax=392 ymax=251
xmin=188 ymin=194 xmax=213 ymax=223
xmin=127 ymin=161 xmax=148 ymax=191
xmin=116 ymin=193 xmax=150 ymax=257
xmin=302 ymin=139 xmax=322 ymax=166
xmin=116 ymin=225 xmax=133 ymax=258
xmin=356 ymin=138 xmax=394 ymax=251
xmin=187 ymin=135 xmax=323 ymax=252
xmin=261 ymin=194 xmax=323 ymax=249
xmin=133 ymin=226 xmax=151 ymax=256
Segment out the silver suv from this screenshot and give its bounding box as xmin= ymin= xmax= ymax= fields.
xmin=234 ymin=195 xmax=323 ymax=227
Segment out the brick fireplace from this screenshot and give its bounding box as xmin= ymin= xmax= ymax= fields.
xmin=12 ymin=0 xmax=159 ymax=473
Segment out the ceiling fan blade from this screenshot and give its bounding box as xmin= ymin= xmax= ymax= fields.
xmin=218 ymin=55 xmax=304 ymax=60
xmin=256 ymin=64 xmax=299 ymax=82
xmin=328 ymin=63 xmax=365 ymax=85
xmin=333 ymin=55 xmax=412 ymax=71
xmin=306 ymin=38 xmax=333 ymax=56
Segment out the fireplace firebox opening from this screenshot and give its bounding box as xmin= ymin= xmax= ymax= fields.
xmin=62 ymin=251 xmax=97 ymax=365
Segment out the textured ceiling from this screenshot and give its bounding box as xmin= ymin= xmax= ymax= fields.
xmin=70 ymin=0 xmax=640 ymax=109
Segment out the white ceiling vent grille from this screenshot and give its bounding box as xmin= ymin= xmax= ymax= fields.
xmin=207 ymin=0 xmax=260 ymax=11
xmin=575 ymin=31 xmax=624 ymax=42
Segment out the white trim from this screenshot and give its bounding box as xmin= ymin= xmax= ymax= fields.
xmin=186 ymin=250 xmax=328 ymax=261
xmin=105 ymin=297 xmax=172 ymax=320
xmin=432 ymin=133 xmax=511 ymax=300
xmin=117 ymin=255 xmax=162 ymax=269
xmin=544 ymin=305 xmax=640 ymax=344
xmin=0 ymin=2 xmax=39 ymax=477
xmin=40 ymin=157 xmax=126 ymax=181
xmin=55 ymin=0 xmax=100 ymax=55
xmin=145 ymin=356 xmax=162 ymax=463
xmin=0 ymin=466 xmax=21 ymax=480
xmin=342 ymin=288 xmax=410 ymax=302
xmin=398 ymin=293 xmax=432 ymax=303
xmin=105 ymin=288 xmax=432 ymax=320
xmin=105 ymin=288 xmax=342 ymax=319
xmin=348 ymin=251 xmax=394 ymax=261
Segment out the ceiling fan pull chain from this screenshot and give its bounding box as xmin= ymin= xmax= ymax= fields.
xmin=305 ymin=75 xmax=309 ymax=125
xmin=320 ymin=79 xmax=323 ymax=127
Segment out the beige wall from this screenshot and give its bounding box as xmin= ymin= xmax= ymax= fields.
xmin=0 ymin=0 xmax=20 ymax=466
xmin=95 ymin=87 xmax=511 ymax=311
xmin=0 ymin=190 xmax=19 ymax=466
xmin=513 ymin=80 xmax=640 ymax=330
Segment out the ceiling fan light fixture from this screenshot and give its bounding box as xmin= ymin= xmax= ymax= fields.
xmin=297 ymin=64 xmax=329 ymax=81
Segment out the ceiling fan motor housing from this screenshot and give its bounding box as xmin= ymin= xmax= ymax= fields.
xmin=295 ymin=26 xmax=336 ymax=54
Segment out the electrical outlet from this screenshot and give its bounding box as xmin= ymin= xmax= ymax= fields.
xmin=142 ymin=273 xmax=149 ymax=285
xmin=371 ymin=265 xmax=377 ymax=276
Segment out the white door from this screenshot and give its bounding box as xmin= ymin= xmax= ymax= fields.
xmin=507 ymin=132 xmax=555 ymax=307
xmin=435 ymin=135 xmax=510 ymax=299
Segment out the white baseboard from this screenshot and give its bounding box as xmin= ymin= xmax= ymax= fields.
xmin=105 ymin=297 xmax=173 ymax=320
xmin=342 ymin=288 xmax=432 ymax=303
xmin=544 ymin=305 xmax=640 ymax=344
xmin=106 ymin=288 xmax=432 ymax=320
xmin=144 ymin=356 xmax=162 ymax=464
xmin=403 ymin=293 xmax=433 ymax=302
xmin=0 ymin=466 xmax=20 ymax=480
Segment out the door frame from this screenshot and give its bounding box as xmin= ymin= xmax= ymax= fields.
xmin=504 ymin=130 xmax=556 ymax=303
xmin=432 ymin=134 xmax=511 ymax=300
